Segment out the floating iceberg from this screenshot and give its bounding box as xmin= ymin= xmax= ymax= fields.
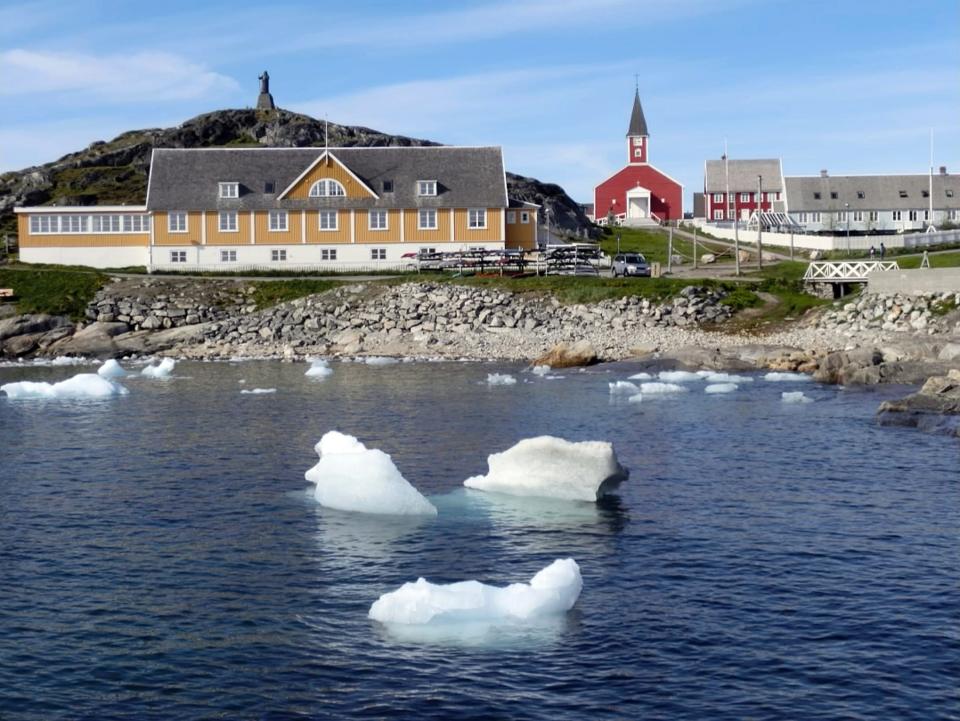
xmin=141 ymin=358 xmax=176 ymax=378
xmin=364 ymin=356 xmax=399 ymax=366
xmin=486 ymin=373 xmax=517 ymax=386
xmin=764 ymin=372 xmax=812 ymax=382
xmin=608 ymin=380 xmax=640 ymax=395
xmin=305 ymin=359 xmax=333 ymax=378
xmin=628 ymin=372 xmax=653 ymax=380
xmin=782 ymin=391 xmax=813 ymax=403
xmin=50 ymin=356 xmax=87 ymax=366
xmin=627 ymin=394 xmax=643 ymax=404
xmin=658 ymin=370 xmax=702 ymax=382
xmin=240 ymin=388 xmax=276 ymax=394
xmin=305 ymin=431 xmax=437 ymax=516
xmin=464 ymin=436 xmax=628 ymax=501
xmin=702 ymin=372 xmax=754 ymax=383
xmin=368 ymin=558 xmax=582 ymax=626
xmin=1 ymin=373 xmax=129 ymax=400
xmin=531 ymin=365 xmax=551 ymax=376
xmin=97 ymin=359 xmax=128 ymax=378
xmin=705 ymin=383 xmax=738 ymax=394
xmin=639 ymin=382 xmax=688 ymax=395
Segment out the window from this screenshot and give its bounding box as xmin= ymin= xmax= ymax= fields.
xmin=418 ymin=209 xmax=437 ymax=230
xmin=219 ymin=211 xmax=238 ymax=232
xmin=219 ymin=182 xmax=239 ymax=199
xmin=857 ymin=190 xmax=865 ymax=199
xmin=371 ymin=248 xmax=386 ymax=260
xmin=839 ymin=211 xmax=847 ymax=221
xmin=318 ymin=210 xmax=338 ymax=230
xmin=220 ymin=250 xmax=237 ymax=262
xmin=713 ymin=209 xmax=724 ymax=220
xmin=309 ymin=179 xmax=346 ymax=197
xmin=869 ymin=211 xmax=879 ymax=221
xmin=908 ymin=210 xmax=918 ymax=221
xmin=122 ymin=215 xmax=150 ymax=233
xmin=797 ymin=212 xmax=807 ymax=223
xmin=369 ymin=210 xmax=388 ymax=230
xmin=417 ymin=180 xmax=437 ymax=196
xmin=468 ymin=209 xmax=486 ymax=228
xmin=168 ymin=212 xmax=188 ymax=233
xmin=264 ymin=181 xmax=275 ymax=194
xmin=921 ymin=189 xmax=930 ymax=198
xmin=506 ymin=211 xmax=516 ymax=224
xmin=811 ymin=212 xmax=821 ymax=222
xmin=634 ymin=148 xmax=642 ymax=158
xmin=420 ymin=247 xmax=436 ymax=254
xmin=949 ymin=210 xmax=958 ymax=220
xmin=830 ymin=191 xmax=838 ymax=200
xmin=740 ymin=192 xmax=750 ymax=202
xmin=712 ymin=193 xmax=722 ymax=202
xmin=813 ymin=192 xmax=821 ymax=200
xmin=321 ymin=249 xmax=337 ymax=261
xmin=893 ymin=210 xmax=902 ymax=221
xmin=92 ymin=215 xmax=121 ymax=233
xmin=946 ymin=189 xmax=954 ymax=198
xmin=899 ymin=190 xmax=908 ymax=198
xmin=853 ymin=211 xmax=863 ymax=222
xmin=383 ymin=180 xmax=394 ymax=193
xmin=268 ymin=210 xmax=288 ymax=231
xmin=923 ymin=210 xmax=930 ymax=221
xmin=170 ymin=251 xmax=187 ymax=263
xmin=521 ymin=211 xmax=530 ymax=223
xmin=271 ymin=249 xmax=287 ymax=261
xmin=775 ymin=192 xmax=781 ymax=200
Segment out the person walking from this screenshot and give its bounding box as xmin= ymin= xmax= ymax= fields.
xmin=880 ymin=242 xmax=886 ymax=260
xmin=869 ymin=245 xmax=876 ymax=259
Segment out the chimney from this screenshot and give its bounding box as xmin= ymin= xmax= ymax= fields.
xmin=940 ymin=166 xmax=947 ymax=175
xmin=820 ymin=169 xmax=828 ymax=178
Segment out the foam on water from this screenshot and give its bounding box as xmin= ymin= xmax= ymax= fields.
xmin=764 ymin=372 xmax=812 ymax=382
xmin=97 ymin=359 xmax=129 ymax=378
xmin=1 ymin=373 xmax=129 ymax=400
xmin=640 ymin=382 xmax=688 ymax=395
xmin=464 ymin=436 xmax=628 ymax=502
xmin=305 ymin=431 xmax=437 ymax=516
xmin=240 ymin=388 xmax=276 ymax=394
xmin=368 ymin=558 xmax=583 ymax=626
xmin=609 ymin=380 xmax=640 ymax=395
xmin=782 ymin=391 xmax=814 ymax=403
xmin=141 ymin=358 xmax=176 ymax=378
xmin=305 ymin=359 xmax=333 ymax=378
xmin=705 ymin=383 xmax=738 ymax=394
xmin=486 ymin=373 xmax=517 ymax=386
xmin=658 ymin=370 xmax=702 ymax=382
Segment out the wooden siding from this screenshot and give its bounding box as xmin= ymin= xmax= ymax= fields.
xmin=18 ymin=214 xmax=148 ymax=247
xmin=453 ymin=208 xmax=503 ymax=242
xmin=304 ymin=210 xmax=351 ymax=244
xmin=205 ymin=211 xmax=251 ymax=245
xmin=253 ymin=211 xmax=301 ymax=245
xmin=355 ymin=209 xmax=402 ymax=243
xmin=284 ymin=155 xmax=377 ymax=200
xmin=505 ymin=209 xmax=538 ymax=250
xmin=153 ymin=211 xmax=203 ymax=246
xmin=403 ymin=208 xmax=452 ymax=242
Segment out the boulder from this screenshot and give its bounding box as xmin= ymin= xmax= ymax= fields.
xmin=0 ymin=314 xmax=70 ymax=343
xmin=533 ymin=340 xmax=598 ymax=368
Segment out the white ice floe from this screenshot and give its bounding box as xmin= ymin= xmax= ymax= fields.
xmin=627 ymin=394 xmax=643 ymax=404
xmin=639 ymin=382 xmax=688 ymax=395
xmin=368 ymin=558 xmax=582 ymax=626
xmin=305 ymin=431 xmax=437 ymax=516
xmin=141 ymin=358 xmax=176 ymax=378
xmin=97 ymin=359 xmax=128 ymax=378
xmin=764 ymin=372 xmax=812 ymax=382
xmin=701 ymin=372 xmax=754 ymax=383
xmin=486 ymin=373 xmax=517 ymax=386
xmin=781 ymin=391 xmax=813 ymax=403
xmin=1 ymin=373 xmax=129 ymax=400
xmin=531 ymin=365 xmax=551 ymax=376
xmin=50 ymin=356 xmax=88 ymax=366
xmin=240 ymin=388 xmax=276 ymax=394
xmin=464 ymin=436 xmax=628 ymax=502
xmin=608 ymin=380 xmax=640 ymax=395
xmin=658 ymin=370 xmax=702 ymax=382
xmin=705 ymin=383 xmax=738 ymax=394
xmin=364 ymin=356 xmax=399 ymax=366
xmin=305 ymin=359 xmax=333 ymax=378
xmin=628 ymin=372 xmax=653 ymax=380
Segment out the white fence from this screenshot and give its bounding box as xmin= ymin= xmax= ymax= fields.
xmin=150 ymin=261 xmax=419 ymax=275
xmin=803 ymin=260 xmax=899 ymax=282
xmin=695 ymin=222 xmax=960 ymax=253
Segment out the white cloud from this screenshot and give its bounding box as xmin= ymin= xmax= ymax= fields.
xmin=0 ymin=49 xmax=238 ymax=102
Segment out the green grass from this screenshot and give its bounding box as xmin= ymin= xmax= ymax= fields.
xmin=897 ymin=250 xmax=960 ymax=269
xmin=0 ymin=267 xmax=106 ymax=318
xmin=597 ymin=226 xmax=729 ymax=266
xmin=251 ymin=279 xmax=341 ymax=309
xmin=719 ymin=287 xmax=762 ymax=311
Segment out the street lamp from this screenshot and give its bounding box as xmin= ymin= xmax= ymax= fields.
xmin=844 ymin=202 xmax=850 ymax=253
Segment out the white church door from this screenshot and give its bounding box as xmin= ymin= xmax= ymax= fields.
xmin=625 ymin=187 xmax=651 ymax=219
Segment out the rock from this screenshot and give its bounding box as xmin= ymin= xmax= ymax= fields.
xmin=3 ymin=332 xmax=45 ymax=356
xmin=878 ymin=368 xmax=960 ymax=437
xmin=533 ymin=340 xmax=598 ymax=368
xmin=938 ymin=343 xmax=960 ymax=362
xmin=0 ymin=314 xmax=70 ymax=343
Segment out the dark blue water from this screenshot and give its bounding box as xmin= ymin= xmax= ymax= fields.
xmin=1 ymin=360 xmax=957 ymax=720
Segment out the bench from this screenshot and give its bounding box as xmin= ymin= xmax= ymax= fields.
xmin=0 ymin=288 xmax=15 ymax=299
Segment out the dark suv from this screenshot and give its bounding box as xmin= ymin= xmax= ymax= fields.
xmin=611 ymin=253 xmax=651 ymax=277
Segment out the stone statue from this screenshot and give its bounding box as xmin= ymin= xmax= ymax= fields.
xmin=256 ymin=71 xmax=276 ymax=111
xmin=258 ymin=71 xmax=270 ymax=95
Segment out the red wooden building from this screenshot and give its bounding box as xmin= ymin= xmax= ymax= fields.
xmin=594 ymin=90 xmax=683 ymax=225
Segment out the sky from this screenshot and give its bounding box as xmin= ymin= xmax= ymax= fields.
xmin=1 ymin=0 xmax=958 ymax=207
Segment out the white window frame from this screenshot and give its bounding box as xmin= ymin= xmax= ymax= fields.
xmin=268 ymin=210 xmax=288 ymax=232
xmin=418 ymin=209 xmax=437 ymax=230
xmin=468 ymin=208 xmax=487 ymax=229
xmin=220 ymin=250 xmax=237 ymax=262
xmin=853 ymin=211 xmax=863 ymax=222
xmin=219 ymin=182 xmax=239 ymax=199
xmin=949 ymin=210 xmax=958 ymax=220
xmin=309 ymin=179 xmax=346 ymax=197
xmin=892 ymin=210 xmax=902 ymax=221
xmin=321 ymin=248 xmax=337 ymax=261
xmin=908 ymin=210 xmax=918 ymax=221
xmin=839 ymin=211 xmax=847 ymax=222
xmin=369 ymin=210 xmax=388 ymax=231
xmin=271 ymin=249 xmax=287 ymax=261
xmin=170 ymin=251 xmax=187 ymax=263
xmin=923 ymin=209 xmax=929 ymax=221
xmin=521 ymin=211 xmax=530 ymax=224
xmin=370 ymin=248 xmax=386 ymax=260
xmin=811 ymin=212 xmax=821 ymax=222
xmin=712 ymin=193 xmax=722 ymax=202
xmin=219 ymin=211 xmax=238 ymax=232
xmin=634 ymin=148 xmax=642 ymax=158
xmin=420 ymin=247 xmax=436 ymax=254
xmin=417 ymin=180 xmax=437 ymax=197
xmin=797 ymin=212 xmax=807 ymax=223
xmin=506 ymin=211 xmax=516 ymax=224
xmin=168 ymin=212 xmax=188 ymax=233
xmin=740 ymin=192 xmax=750 ymax=202
xmin=869 ymin=211 xmax=879 ymax=221
xmin=713 ymin=210 xmax=723 ymax=220
xmin=318 ymin=210 xmax=338 ymax=231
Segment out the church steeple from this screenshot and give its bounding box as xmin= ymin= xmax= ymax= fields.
xmin=626 ymin=87 xmax=649 ymax=165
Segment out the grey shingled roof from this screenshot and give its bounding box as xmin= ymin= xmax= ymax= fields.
xmin=784 ymin=174 xmax=960 ymax=211
xmin=146 ymin=146 xmax=507 ymax=211
xmin=626 ymin=91 xmax=648 ymax=137
xmin=705 ymin=158 xmax=783 ymax=192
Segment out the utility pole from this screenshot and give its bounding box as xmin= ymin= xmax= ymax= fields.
xmin=757 ymin=174 xmax=763 ymax=271
xmin=692 ymin=227 xmax=698 ymax=270
xmin=928 ymin=129 xmax=936 ymax=232
xmin=845 ymin=202 xmax=850 ymax=253
xmin=725 ymin=141 xmax=740 ymax=276
xmin=667 ymin=226 xmax=673 ymax=273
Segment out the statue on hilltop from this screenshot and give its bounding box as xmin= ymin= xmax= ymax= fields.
xmin=256 ymin=71 xmax=276 ymax=111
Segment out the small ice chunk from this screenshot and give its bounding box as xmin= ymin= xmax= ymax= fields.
xmin=486 ymin=373 xmax=517 ymax=386
xmin=764 ymin=372 xmax=812 ymax=382
xmin=368 ymin=558 xmax=582 ymax=625
xmin=627 ymin=393 xmax=643 ymax=404
xmin=658 ymin=370 xmax=701 ymax=382
xmin=141 ymin=358 xmax=176 ymax=378
xmin=702 ymin=372 xmax=754 ymax=383
xmin=305 ymin=359 xmax=333 ymax=377
xmin=639 ymin=382 xmax=688 ymax=394
xmin=608 ymin=380 xmax=640 ymax=395
xmin=305 ymin=431 xmax=437 ymax=516
xmin=781 ymin=391 xmax=813 ymax=403
xmin=364 ymin=356 xmax=399 ymax=366
xmin=705 ymin=383 xmax=738 ymax=394
xmin=531 ymin=365 xmax=551 ymax=376
xmin=628 ymin=372 xmax=652 ymax=380
xmin=1 ymin=373 xmax=129 ymax=400
xmin=50 ymin=356 xmax=87 ymax=366
xmin=240 ymin=388 xmax=276 ymax=394
xmin=464 ymin=436 xmax=628 ymax=502
xmin=97 ymin=359 xmax=128 ymax=378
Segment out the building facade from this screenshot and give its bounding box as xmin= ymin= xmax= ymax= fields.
xmin=15 ymin=146 xmax=538 ymax=269
xmin=594 ymin=90 xmax=683 ymax=224
xmin=703 ymin=158 xmax=785 ymax=221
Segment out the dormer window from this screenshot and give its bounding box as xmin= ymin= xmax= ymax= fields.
xmin=947 ymin=189 xmax=955 ymax=198
xmin=264 ymin=181 xmax=275 ymax=194
xmin=417 ymin=180 xmax=437 ymax=197
xmin=856 ymin=190 xmax=865 ymax=199
xmin=813 ymin=192 xmax=821 ymax=200
xmin=899 ymin=190 xmax=908 ymax=198
xmin=219 ymin=182 xmax=239 ymax=199
xmin=309 ymin=179 xmax=346 ymax=197
xmin=921 ymin=189 xmax=930 ymax=198
xmin=830 ymin=191 xmax=838 ymax=199
xmin=383 ymin=180 xmax=394 ymax=193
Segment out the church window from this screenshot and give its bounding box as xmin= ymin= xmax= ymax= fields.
xmin=219 ymin=182 xmax=239 ymax=199
xmin=369 ymin=210 xmax=388 ymax=230
xmin=268 ymin=210 xmax=288 ymax=231
xmin=468 ymin=209 xmax=487 ymax=229
xmin=417 ymin=180 xmax=438 ymax=196
xmin=319 ymin=211 xmax=337 ymax=230
xmin=309 ymin=179 xmax=346 ymax=197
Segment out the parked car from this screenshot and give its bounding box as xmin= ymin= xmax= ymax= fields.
xmin=611 ymin=253 xmax=650 ymax=277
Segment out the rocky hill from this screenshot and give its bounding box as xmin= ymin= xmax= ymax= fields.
xmin=0 ymin=108 xmax=593 ymax=238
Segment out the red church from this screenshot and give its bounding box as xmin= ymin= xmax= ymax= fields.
xmin=594 ymin=90 xmax=683 ymax=225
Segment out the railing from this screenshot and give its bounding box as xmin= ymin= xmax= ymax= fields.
xmin=803 ymin=260 xmax=900 ymax=282
xmin=149 ymin=261 xmax=418 ymax=275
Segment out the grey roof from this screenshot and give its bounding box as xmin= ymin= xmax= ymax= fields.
xmin=705 ymin=158 xmax=783 ymax=192
xmin=146 ymin=146 xmax=507 ymax=211
xmin=626 ymin=91 xmax=648 ymax=137
xmin=784 ymin=174 xmax=960 ymax=211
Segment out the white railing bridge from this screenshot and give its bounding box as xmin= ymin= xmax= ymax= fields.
xmin=803 ymin=260 xmax=900 ymax=283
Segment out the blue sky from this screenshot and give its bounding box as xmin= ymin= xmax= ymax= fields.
xmin=1 ymin=0 xmax=958 ymax=207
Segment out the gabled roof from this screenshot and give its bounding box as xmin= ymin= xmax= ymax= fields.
xmin=146 ymin=146 xmax=507 ymax=211
xmin=276 ymin=150 xmax=379 ymax=199
xmin=784 ymin=174 xmax=960 ymax=211
xmin=627 ymin=90 xmax=648 ymax=137
xmin=705 ymin=158 xmax=783 ymax=192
